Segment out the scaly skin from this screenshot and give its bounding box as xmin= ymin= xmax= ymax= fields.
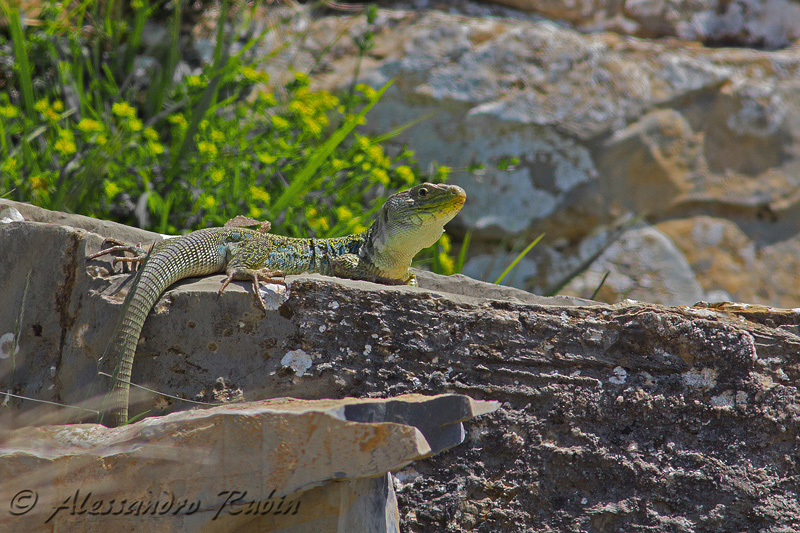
xmin=93 ymin=183 xmax=466 ymax=426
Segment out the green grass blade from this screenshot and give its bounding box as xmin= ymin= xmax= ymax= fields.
xmin=371 ymin=112 xmax=433 ymax=144
xmin=494 ymin=233 xmax=544 ymax=285
xmin=4 ymin=4 xmax=36 ymax=116
xmin=269 ymin=80 xmax=393 ymax=217
xmin=590 ymin=271 xmax=610 ymax=300
xmin=455 ymin=230 xmax=472 ymax=273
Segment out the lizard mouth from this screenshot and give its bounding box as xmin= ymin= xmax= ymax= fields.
xmin=435 ymin=185 xmax=466 ymax=216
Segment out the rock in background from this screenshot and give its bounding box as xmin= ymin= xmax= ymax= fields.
xmin=246 ymin=1 xmax=800 ymax=307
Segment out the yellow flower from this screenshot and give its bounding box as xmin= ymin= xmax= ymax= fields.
xmin=1 ymin=157 xmax=18 ymax=175
xmin=336 ymin=205 xmax=353 ymax=222
xmin=112 ymin=101 xmax=136 ymax=119
xmin=249 ymin=186 xmax=271 ymax=204
xmin=127 ymin=118 xmax=143 ymax=132
xmin=436 ymin=166 xmax=452 ymax=178
xmin=78 ymin=118 xmax=103 ymax=133
xmin=355 ymin=83 xmax=377 ymax=100
xmin=289 ymin=100 xmax=309 ymax=116
xmin=199 ymin=120 xmax=209 ymax=131
xmin=248 ymin=206 xmax=263 ymax=219
xmin=437 ymin=251 xmax=455 ymax=275
xmin=438 ymin=233 xmax=452 ymax=253
xmin=293 ymin=71 xmax=310 ymax=86
xmin=302 ymin=117 xmax=323 ymax=137
xmin=52 ymin=100 xmax=64 ymax=112
xmin=201 ymin=196 xmax=216 ymax=209
xmin=242 ymin=67 xmax=269 ymax=83
xmin=30 ymin=174 xmax=49 ymax=191
xmin=36 ymin=98 xmax=60 ymax=122
xmin=395 ymin=165 xmax=415 ymax=185
xmin=148 ymin=141 xmax=164 ymax=155
xmin=143 ymin=127 xmax=159 ymax=141
xmin=355 ymin=136 xmax=370 ymax=150
xmin=210 ymin=168 xmax=224 ymax=183
xmin=0 ymin=105 xmax=18 ymax=119
xmin=367 ymin=144 xmax=384 ymax=162
xmin=186 ymin=75 xmax=204 ymax=88
xmin=168 ymin=114 xmax=188 ymax=127
xmin=372 ymin=168 xmax=389 ymax=186
xmin=258 ymin=92 xmax=277 ymax=107
xmin=210 ymin=130 xmax=224 ymax=143
xmin=34 ymin=99 xmax=49 ymax=113
xmin=96 ymin=135 xmax=108 ymax=145
xmin=104 ymin=181 xmax=121 ymax=198
xmin=54 ymin=130 xmax=76 ymax=156
xmin=257 ymin=152 xmax=277 ymax=165
xmin=197 ymin=141 xmax=218 ymax=158
xmin=310 ymin=216 xmax=330 ymax=232
xmin=271 ymin=116 xmax=290 ymax=130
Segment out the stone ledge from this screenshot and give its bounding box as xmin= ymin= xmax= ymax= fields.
xmin=0 ymin=394 xmax=497 ymax=532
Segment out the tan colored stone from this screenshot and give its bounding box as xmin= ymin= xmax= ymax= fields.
xmin=0 ymin=395 xmax=497 ymax=532
xmin=657 ymin=216 xmax=756 ymax=302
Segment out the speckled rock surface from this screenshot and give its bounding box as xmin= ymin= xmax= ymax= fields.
xmin=3 ymin=209 xmax=800 ymax=531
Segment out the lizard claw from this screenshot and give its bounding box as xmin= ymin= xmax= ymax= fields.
xmin=219 ymin=268 xmax=286 ymax=315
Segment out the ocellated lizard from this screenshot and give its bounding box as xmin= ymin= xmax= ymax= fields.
xmin=89 ymin=183 xmax=466 ymax=426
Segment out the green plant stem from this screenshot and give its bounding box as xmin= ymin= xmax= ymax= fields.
xmin=494 ymin=233 xmax=544 ymax=285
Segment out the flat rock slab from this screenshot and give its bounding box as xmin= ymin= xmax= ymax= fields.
xmin=0 ymin=394 xmax=497 ymax=532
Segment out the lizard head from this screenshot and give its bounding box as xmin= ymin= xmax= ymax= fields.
xmin=381 ymin=182 xmax=466 ymax=251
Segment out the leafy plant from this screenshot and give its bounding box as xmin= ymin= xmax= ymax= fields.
xmin=0 ymin=0 xmax=460 ymax=277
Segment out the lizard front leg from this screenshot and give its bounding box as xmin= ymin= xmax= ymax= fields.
xmin=219 ymin=266 xmax=286 ymax=313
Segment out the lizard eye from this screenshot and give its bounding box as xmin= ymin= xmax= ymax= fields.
xmin=418 ymin=187 xmax=429 ymax=197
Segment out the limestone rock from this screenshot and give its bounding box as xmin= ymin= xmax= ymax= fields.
xmin=0 ymin=394 xmax=497 ymax=532
xmin=560 ymin=224 xmax=706 ymax=305
xmin=4 ymin=211 xmax=800 ymax=530
xmin=476 ymin=0 xmax=800 ymax=48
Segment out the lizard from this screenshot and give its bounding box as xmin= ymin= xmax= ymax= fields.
xmin=88 ymin=182 xmax=466 ymax=427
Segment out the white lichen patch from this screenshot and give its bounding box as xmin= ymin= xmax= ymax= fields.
xmin=682 ymin=368 xmax=717 ymax=391
xmin=363 ymin=344 xmax=372 ymax=356
xmin=736 ymin=391 xmax=748 ymax=406
xmin=328 ymin=301 xmax=340 ymax=309
xmin=608 ymin=366 xmax=627 ymax=385
xmin=710 ymin=390 xmax=735 ymax=410
xmin=0 ymin=333 xmax=20 ymax=360
xmin=280 ymin=349 xmax=313 ymax=377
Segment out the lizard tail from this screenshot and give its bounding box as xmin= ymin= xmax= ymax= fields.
xmin=97 ymin=230 xmax=232 ymax=426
